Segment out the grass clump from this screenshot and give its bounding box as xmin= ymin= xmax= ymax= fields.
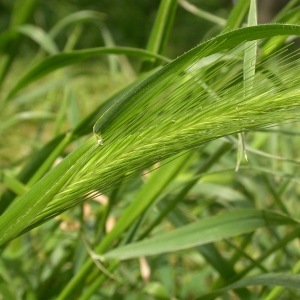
xmin=1 ymin=0 xmax=300 ymax=299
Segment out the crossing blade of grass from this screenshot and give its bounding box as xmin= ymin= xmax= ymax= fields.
xmin=262 ymin=12 xmax=300 ymax=57
xmin=195 ymin=274 xmax=300 ymax=300
xmin=102 ymin=209 xmax=297 ymax=260
xmin=2 ymin=171 xmax=29 ymax=197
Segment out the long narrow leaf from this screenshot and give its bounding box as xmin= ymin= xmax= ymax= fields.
xmin=6 ymin=47 xmax=171 ymax=100
xmin=102 ymin=209 xmax=297 ymax=260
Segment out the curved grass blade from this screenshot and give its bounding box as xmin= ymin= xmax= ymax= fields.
xmin=102 ymin=209 xmax=298 ymax=261
xmin=5 ymin=47 xmax=171 ymax=101
xmin=16 ymin=24 xmax=59 ymax=54
xmin=49 ymin=10 xmax=105 ymax=38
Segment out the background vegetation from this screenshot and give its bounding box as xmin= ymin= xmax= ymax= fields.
xmin=1 ymin=0 xmax=300 ymax=299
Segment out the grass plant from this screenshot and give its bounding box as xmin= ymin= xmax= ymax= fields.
xmin=1 ymin=0 xmax=300 ymax=299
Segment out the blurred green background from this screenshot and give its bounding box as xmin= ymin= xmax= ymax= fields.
xmin=0 ymin=0 xmax=232 ymax=58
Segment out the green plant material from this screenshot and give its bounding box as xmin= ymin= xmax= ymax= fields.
xmin=236 ymin=0 xmax=257 ymax=171
xmin=0 ymin=134 xmax=66 ymax=215
xmin=0 ymin=111 xmax=55 ymax=134
xmin=179 ymin=0 xmax=226 ymax=26
xmin=49 ymin=10 xmax=105 ymax=38
xmin=2 ymin=171 xmax=29 ymax=196
xmin=17 ymin=24 xmax=59 ymax=54
xmin=0 ymin=69 xmax=158 ymax=214
xmin=56 ymin=152 xmax=191 ymax=300
xmin=98 ymin=23 xmax=119 ymax=76
xmin=2 ymin=18 xmax=300 ymax=299
xmin=222 ymin=0 xmax=250 ymax=32
xmin=262 ymin=174 xmax=290 ymax=215
xmin=234 ymin=227 xmax=300 ymax=280
xmin=1 ymin=24 xmax=300 ymax=247
xmin=262 ymin=14 xmax=300 ymax=56
xmin=138 ymin=142 xmax=232 ymax=240
xmin=0 ymin=138 xmax=95 ymax=247
xmin=142 ymin=282 xmax=170 ymax=299
xmin=102 ymin=209 xmax=297 ymax=260
xmin=141 ymin=0 xmax=178 ymax=71
xmin=244 ymin=0 xmax=257 ymax=95
xmin=265 ymin=260 xmax=300 ymax=300
xmin=5 ymin=47 xmax=171 ymax=101
xmin=271 ymin=0 xmax=300 ymax=22
xmin=158 ymin=203 xmax=252 ymax=299
xmin=0 ymin=0 xmax=39 ymax=85
xmin=195 ymin=274 xmax=300 ymax=300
